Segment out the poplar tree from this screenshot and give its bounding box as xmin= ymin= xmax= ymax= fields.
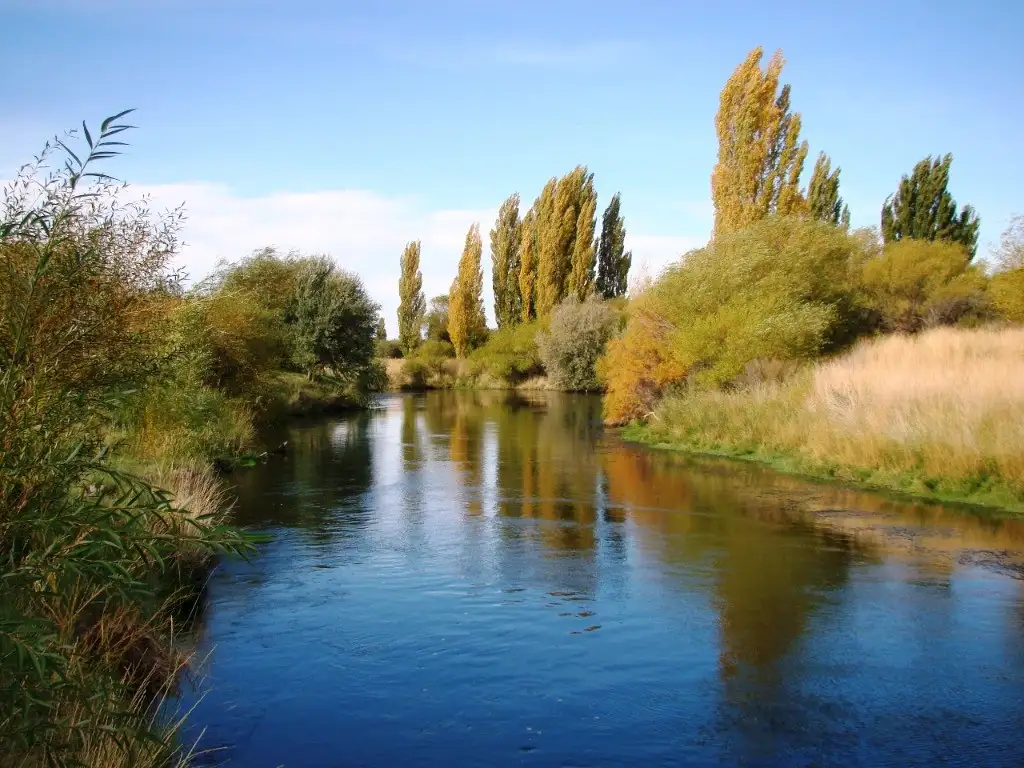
xmin=490 ymin=192 xmax=523 ymax=329
xmin=518 ymin=209 xmax=538 ymax=323
xmin=711 ymin=47 xmax=808 ymax=237
xmin=881 ymin=153 xmax=980 ymax=258
xmin=397 ymin=240 xmax=425 ymax=355
xmin=448 ymin=223 xmax=486 ymax=357
xmin=806 ymin=152 xmax=850 ymax=227
xmin=535 ymin=167 xmax=597 ymax=316
xmin=567 ymin=185 xmax=597 ymax=300
xmin=595 ymin=193 xmax=631 ymax=298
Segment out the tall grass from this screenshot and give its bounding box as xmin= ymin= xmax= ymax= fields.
xmin=643 ymin=327 xmax=1024 ymax=510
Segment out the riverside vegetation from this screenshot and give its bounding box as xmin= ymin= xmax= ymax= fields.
xmin=4 ymin=42 xmax=1024 ymax=768
xmin=384 ymin=46 xmax=1024 ymax=511
xmin=1 ymin=113 xmax=385 ymax=766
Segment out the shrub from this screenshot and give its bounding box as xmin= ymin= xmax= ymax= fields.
xmin=468 ymin=322 xmax=542 ymax=384
xmin=991 ymin=216 xmax=1024 ymax=324
xmin=600 ymin=216 xmax=867 ymax=423
xmin=537 ymin=297 xmax=619 ymax=391
xmin=376 ymin=338 xmax=404 ymax=359
xmin=859 ymin=238 xmax=990 ymax=332
xmin=991 ymin=267 xmax=1024 ymax=324
xmin=599 ymin=304 xmax=687 ymax=423
xmin=289 ymin=256 xmax=380 ymax=383
xmin=404 ymin=339 xmax=455 ymax=388
xmin=0 ymin=112 xmax=250 ymax=764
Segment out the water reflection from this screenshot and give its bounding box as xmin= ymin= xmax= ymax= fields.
xmin=189 ymin=392 xmax=1024 ymax=767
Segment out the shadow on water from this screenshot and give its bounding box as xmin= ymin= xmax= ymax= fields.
xmin=186 ymin=391 xmax=1024 ymax=768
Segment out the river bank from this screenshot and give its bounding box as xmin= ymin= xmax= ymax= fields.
xmin=624 ymin=327 xmax=1024 ymax=516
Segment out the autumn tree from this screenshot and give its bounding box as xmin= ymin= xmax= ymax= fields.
xmin=491 ymin=192 xmax=523 ymax=329
xmin=518 ymin=210 xmax=538 ymax=323
xmin=806 ymin=152 xmax=850 ymax=227
xmin=448 ymin=223 xmax=487 ymax=357
xmin=880 ymin=154 xmax=980 ymax=258
xmin=711 ymin=47 xmax=808 ymax=237
xmin=397 ymin=240 xmax=425 ymax=355
xmin=533 ymin=167 xmax=598 ymax=315
xmin=567 ymin=180 xmax=597 ymax=301
xmin=595 ymin=192 xmax=631 ymax=298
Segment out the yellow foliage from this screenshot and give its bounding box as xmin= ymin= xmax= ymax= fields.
xmin=711 ymin=47 xmax=808 ymax=237
xmin=598 ymin=304 xmax=686 ymax=424
xmin=859 ymin=238 xmax=987 ymax=332
xmin=448 ymin=223 xmax=486 ymax=358
xmin=991 ymin=267 xmax=1024 ymax=323
xmin=600 ymin=216 xmax=866 ymax=424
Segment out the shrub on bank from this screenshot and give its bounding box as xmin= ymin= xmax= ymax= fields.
xmin=537 ymin=297 xmax=619 ymax=391
xmin=404 ymin=339 xmax=457 ymax=388
xmin=601 ymin=216 xmax=868 ymax=424
xmin=468 ymin=322 xmax=543 ymax=385
xmin=859 ymin=239 xmax=990 ymax=332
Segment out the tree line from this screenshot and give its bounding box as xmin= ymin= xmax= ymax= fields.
xmin=602 ymin=45 xmax=1014 ymax=423
xmin=396 ymin=168 xmax=633 ymax=359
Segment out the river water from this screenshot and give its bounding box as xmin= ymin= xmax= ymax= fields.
xmin=183 ymin=392 xmax=1024 ymax=767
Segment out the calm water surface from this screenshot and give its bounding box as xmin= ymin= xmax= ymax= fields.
xmin=184 ymin=392 xmax=1024 ymax=767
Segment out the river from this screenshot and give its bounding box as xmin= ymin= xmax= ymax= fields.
xmin=182 ymin=391 xmax=1024 ymax=767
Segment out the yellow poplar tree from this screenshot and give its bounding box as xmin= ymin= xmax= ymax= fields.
xmin=567 ymin=184 xmax=597 ymax=300
xmin=711 ymin=47 xmax=808 ymax=237
xmin=518 ymin=209 xmax=538 ymax=323
xmin=534 ymin=167 xmax=597 ymax=316
xmin=448 ymin=222 xmax=486 ymax=357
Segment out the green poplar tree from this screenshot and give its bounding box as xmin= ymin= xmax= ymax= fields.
xmin=881 ymin=153 xmax=980 ymax=258
xmin=595 ymin=192 xmax=631 ymax=298
xmin=397 ymin=240 xmax=425 ymax=355
xmin=490 ymin=193 xmax=523 ymax=329
xmin=806 ymin=152 xmax=850 ymax=227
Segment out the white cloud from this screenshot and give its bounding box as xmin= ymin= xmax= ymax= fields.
xmin=137 ymin=182 xmax=493 ymax=336
xmin=134 ymin=182 xmax=708 ymax=336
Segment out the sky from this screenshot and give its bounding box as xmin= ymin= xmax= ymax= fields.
xmin=2 ymin=0 xmax=1022 ymax=334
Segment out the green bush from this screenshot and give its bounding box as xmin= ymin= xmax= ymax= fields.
xmin=404 ymin=339 xmax=455 ymax=388
xmin=376 ymin=338 xmax=404 ymax=359
xmin=289 ymin=256 xmax=381 ymax=383
xmin=468 ymin=322 xmax=542 ymax=384
xmin=859 ymin=238 xmax=990 ymax=332
xmin=537 ymin=298 xmax=619 ymax=391
xmin=653 ymin=216 xmax=865 ymax=388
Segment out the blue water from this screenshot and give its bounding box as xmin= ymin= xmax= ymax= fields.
xmin=182 ymin=392 xmax=1024 ymax=767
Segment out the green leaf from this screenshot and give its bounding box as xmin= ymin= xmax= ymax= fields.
xmin=100 ymin=108 xmax=136 ymax=132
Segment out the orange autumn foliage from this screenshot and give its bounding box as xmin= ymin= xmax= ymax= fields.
xmin=598 ymin=304 xmax=686 ymax=424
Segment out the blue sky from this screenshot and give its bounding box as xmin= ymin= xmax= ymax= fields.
xmin=2 ymin=0 xmax=1021 ymax=332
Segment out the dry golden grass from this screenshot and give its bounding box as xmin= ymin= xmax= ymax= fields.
xmin=646 ymin=327 xmax=1024 ymax=509
xmin=144 ymin=461 xmax=232 ymax=535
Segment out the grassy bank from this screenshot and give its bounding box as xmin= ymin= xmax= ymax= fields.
xmin=627 ymin=327 xmax=1024 ymax=513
